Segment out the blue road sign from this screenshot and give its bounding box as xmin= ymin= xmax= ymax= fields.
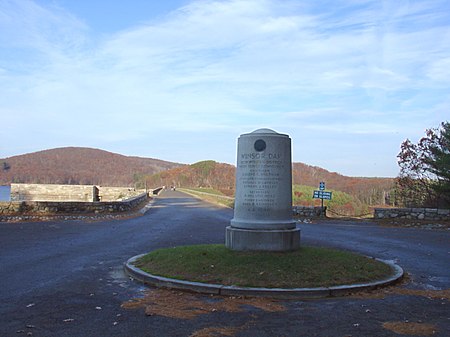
xmin=319 ymin=182 xmax=325 ymax=190
xmin=313 ymin=190 xmax=332 ymax=200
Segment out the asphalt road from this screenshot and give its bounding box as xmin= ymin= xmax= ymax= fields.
xmin=0 ymin=190 xmax=448 ymax=337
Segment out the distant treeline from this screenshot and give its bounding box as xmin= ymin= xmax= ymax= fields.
xmin=1 ymin=147 xmax=396 ymax=214
xmin=145 ymin=160 xmax=395 ymax=212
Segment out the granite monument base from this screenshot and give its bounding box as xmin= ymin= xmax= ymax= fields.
xmin=225 ymin=226 xmax=301 ymax=251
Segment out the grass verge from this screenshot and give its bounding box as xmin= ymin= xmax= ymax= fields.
xmin=134 ymin=244 xmax=392 ymax=288
xmin=179 ymin=188 xmax=234 ymax=208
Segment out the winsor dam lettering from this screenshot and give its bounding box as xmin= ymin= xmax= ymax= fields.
xmin=241 ymin=153 xmax=281 ymax=160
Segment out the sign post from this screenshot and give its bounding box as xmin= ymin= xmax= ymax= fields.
xmin=313 ymin=182 xmax=332 ymax=217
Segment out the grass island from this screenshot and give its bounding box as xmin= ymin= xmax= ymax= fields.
xmin=134 ymin=244 xmax=393 ymax=289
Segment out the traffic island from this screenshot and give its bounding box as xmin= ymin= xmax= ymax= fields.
xmin=124 ymin=244 xmax=404 ymax=299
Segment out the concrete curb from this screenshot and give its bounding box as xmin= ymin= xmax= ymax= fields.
xmin=124 ymin=253 xmax=404 ymax=300
xmin=138 ymin=198 xmax=156 ymax=215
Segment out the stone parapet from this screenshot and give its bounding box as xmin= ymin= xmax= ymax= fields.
xmin=10 ymin=183 xmax=147 ymax=202
xmin=11 ymin=183 xmax=96 ymax=202
xmin=0 ymin=193 xmax=149 ymax=217
xmin=98 ymin=186 xmax=144 ymax=201
xmin=374 ymin=207 xmax=450 ymax=221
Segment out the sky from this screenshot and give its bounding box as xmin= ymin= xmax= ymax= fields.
xmin=0 ymin=0 xmax=449 ymax=177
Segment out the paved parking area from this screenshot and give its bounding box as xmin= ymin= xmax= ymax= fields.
xmin=0 ymin=190 xmax=448 ymax=336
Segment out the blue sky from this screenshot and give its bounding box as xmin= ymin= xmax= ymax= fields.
xmin=1 ymin=0 xmax=449 ymax=177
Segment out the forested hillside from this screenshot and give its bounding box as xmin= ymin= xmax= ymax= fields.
xmin=146 ymin=160 xmax=395 ymax=207
xmin=292 ymin=163 xmax=395 ymax=206
xmin=145 ymin=160 xmax=236 ymax=196
xmin=0 ymin=147 xmax=182 ymax=186
xmin=1 ymin=148 xmax=395 ymax=211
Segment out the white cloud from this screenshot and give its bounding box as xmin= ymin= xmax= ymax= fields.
xmin=0 ymin=0 xmax=88 ymax=58
xmin=426 ymin=57 xmax=450 ymax=83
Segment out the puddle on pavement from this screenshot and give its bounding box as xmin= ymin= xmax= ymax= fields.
xmin=428 ymin=276 xmax=449 ymax=282
xmin=108 ymin=267 xmax=128 ymax=283
xmin=107 ymin=267 xmax=147 ymax=293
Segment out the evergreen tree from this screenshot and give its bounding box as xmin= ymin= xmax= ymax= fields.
xmin=397 ymin=121 xmax=450 ymax=207
xmin=425 ymin=122 xmax=450 ymax=203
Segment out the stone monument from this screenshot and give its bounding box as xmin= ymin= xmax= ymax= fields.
xmin=225 ymin=128 xmax=301 ymax=251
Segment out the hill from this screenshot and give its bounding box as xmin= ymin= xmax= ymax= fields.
xmin=292 ymin=163 xmax=395 ymax=206
xmin=146 ymin=160 xmax=236 ymax=196
xmin=1 ymin=148 xmax=395 ymax=210
xmin=0 ymin=147 xmax=183 ymax=187
xmin=146 ymin=160 xmax=395 ymax=207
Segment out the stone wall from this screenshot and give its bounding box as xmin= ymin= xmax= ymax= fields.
xmin=10 ymin=183 xmax=145 ymax=202
xmin=98 ymin=187 xmax=144 ymax=201
xmin=293 ymin=205 xmax=326 ymax=218
xmin=0 ymin=192 xmax=149 ymax=216
xmin=374 ymin=207 xmax=450 ymax=221
xmin=11 ymin=183 xmax=96 ymax=202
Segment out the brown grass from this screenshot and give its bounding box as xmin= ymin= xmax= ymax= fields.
xmin=122 ymin=288 xmax=286 ymax=320
xmin=383 ymin=321 xmax=438 ymax=336
xmin=349 ymin=285 xmax=450 ymax=300
xmin=189 ymin=325 xmax=244 ymax=337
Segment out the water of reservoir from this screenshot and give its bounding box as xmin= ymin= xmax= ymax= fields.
xmin=0 ymin=185 xmax=11 ymax=201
